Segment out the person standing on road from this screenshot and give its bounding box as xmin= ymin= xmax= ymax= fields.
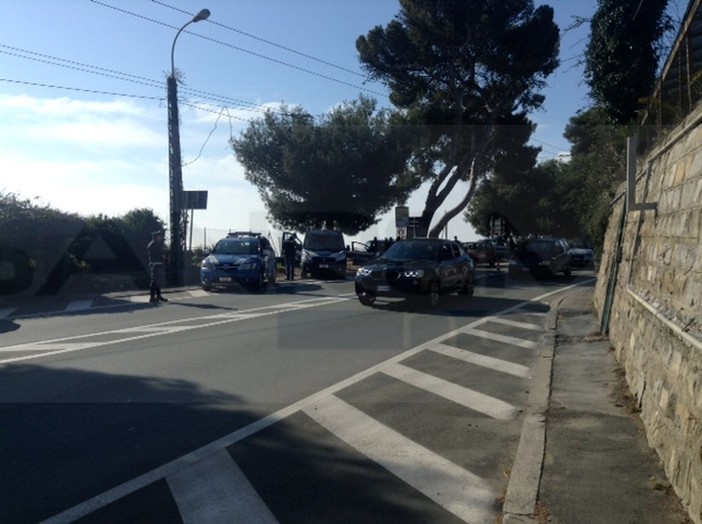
xmin=147 ymin=230 xmax=168 ymax=303
xmin=282 ymin=233 xmax=298 ymax=281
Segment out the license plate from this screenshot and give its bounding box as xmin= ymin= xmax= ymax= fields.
xmin=219 ymin=277 xmax=232 ymax=282
xmin=319 ymin=264 xmax=329 ymax=268
xmin=377 ymin=285 xmax=389 ymax=292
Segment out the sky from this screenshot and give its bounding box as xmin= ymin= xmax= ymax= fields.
xmin=0 ymin=0 xmax=598 ymax=248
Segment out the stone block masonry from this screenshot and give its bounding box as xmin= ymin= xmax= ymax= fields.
xmin=595 ymin=103 xmax=702 ymax=524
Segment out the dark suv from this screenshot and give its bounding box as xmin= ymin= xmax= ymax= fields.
xmin=508 ymin=237 xmax=572 ymax=278
xmin=200 ymin=232 xmax=277 ymax=291
xmin=301 ymin=229 xmax=347 ymax=278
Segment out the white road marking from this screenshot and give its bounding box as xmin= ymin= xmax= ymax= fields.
xmin=168 ymin=449 xmax=278 ymax=524
xmin=5 ymin=342 xmax=96 ymax=352
xmin=0 ymin=296 xmax=349 ymax=364
xmin=429 ymin=342 xmax=531 ymax=378
xmin=462 ymin=327 xmax=538 ymax=349
xmin=40 ymin=283 xmax=587 ymax=524
xmin=303 ymin=395 xmax=495 ymax=523
xmin=485 ymin=316 xmax=542 ymax=331
xmin=0 ymin=307 xmax=17 ymax=319
xmin=187 ymin=289 xmax=210 ymax=299
xmin=64 ymin=300 xmax=93 ymax=312
xmin=382 ymin=362 xmax=519 ymax=419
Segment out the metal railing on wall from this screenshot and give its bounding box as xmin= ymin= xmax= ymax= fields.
xmin=640 ymin=0 xmax=702 ymax=142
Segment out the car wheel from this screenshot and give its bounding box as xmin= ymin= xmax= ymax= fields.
xmin=202 ymin=284 xmax=212 ymax=291
xmin=252 ymin=270 xmax=265 ymax=291
xmin=563 ymin=267 xmax=572 ymax=278
xmin=427 ymin=281 xmax=440 ymax=307
xmin=459 ymin=278 xmax=474 ymax=296
xmin=358 ymin=293 xmax=376 ymax=307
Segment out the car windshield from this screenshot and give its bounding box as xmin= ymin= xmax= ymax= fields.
xmin=382 ymin=241 xmax=439 ymax=261
xmin=212 ymin=239 xmax=259 ymax=255
xmin=304 ymin=232 xmax=344 ymax=251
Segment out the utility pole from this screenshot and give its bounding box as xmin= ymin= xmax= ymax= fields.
xmin=167 ymin=74 xmax=184 ymax=285
xmin=167 ymin=8 xmax=210 ymax=286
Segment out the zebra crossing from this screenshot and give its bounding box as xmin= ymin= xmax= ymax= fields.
xmin=43 ymin=302 xmax=548 ymax=524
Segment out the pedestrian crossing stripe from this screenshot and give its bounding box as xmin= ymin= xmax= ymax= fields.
xmin=461 ymin=327 xmax=538 ymax=349
xmin=381 ymin=362 xmax=520 ymax=419
xmin=303 ymin=394 xmax=495 ymax=523
xmin=429 ymin=342 xmax=531 ymax=378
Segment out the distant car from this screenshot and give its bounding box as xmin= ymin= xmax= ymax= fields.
xmin=349 ymin=238 xmax=393 ymax=265
xmin=301 ymin=229 xmax=348 ymax=278
xmin=200 ymin=232 xmax=277 ymax=291
xmin=463 ymin=239 xmax=498 ymax=266
xmin=508 ymin=237 xmax=572 ymax=278
xmin=355 ymin=238 xmax=475 ymax=307
xmin=566 ymin=239 xmax=595 ymax=269
xmin=490 ymin=237 xmax=512 ymax=260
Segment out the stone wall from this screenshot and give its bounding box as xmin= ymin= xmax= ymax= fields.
xmin=594 ymin=104 xmax=702 ymax=524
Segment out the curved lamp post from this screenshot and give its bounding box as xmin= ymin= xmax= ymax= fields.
xmin=167 ymin=8 xmax=210 ymax=286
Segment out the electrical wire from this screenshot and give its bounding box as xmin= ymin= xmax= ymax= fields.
xmin=151 ymin=0 xmax=367 ymax=79
xmin=89 ymin=0 xmax=386 ymax=97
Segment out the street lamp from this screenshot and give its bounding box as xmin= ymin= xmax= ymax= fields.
xmin=167 ymin=8 xmax=210 ymax=286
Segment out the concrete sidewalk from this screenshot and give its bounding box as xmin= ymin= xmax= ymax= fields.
xmin=506 ymin=286 xmax=691 ymax=523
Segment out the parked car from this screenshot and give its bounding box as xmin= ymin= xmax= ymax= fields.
xmin=349 ymin=238 xmax=394 ymax=265
xmin=508 ymin=237 xmax=572 ymax=278
xmin=200 ymin=232 xmax=277 ymax=291
xmin=490 ymin=236 xmax=512 ymax=260
xmin=463 ymin=239 xmax=498 ymax=266
xmin=355 ymin=238 xmax=475 ymax=307
xmin=301 ymin=229 xmax=347 ymax=278
xmin=566 ymin=239 xmax=595 ymax=269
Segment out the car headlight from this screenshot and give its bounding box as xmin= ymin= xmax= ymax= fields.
xmin=302 ymin=251 xmax=311 ymax=263
xmin=335 ymin=252 xmax=347 ymax=262
xmin=357 ymin=267 xmax=372 ymax=276
xmin=508 ymin=259 xmax=518 ymax=266
xmin=538 ymin=260 xmax=550 ymax=266
xmin=239 ymin=260 xmax=258 ymax=270
xmin=403 ymin=269 xmax=424 ymax=278
xmin=202 ymin=258 xmax=214 ymax=270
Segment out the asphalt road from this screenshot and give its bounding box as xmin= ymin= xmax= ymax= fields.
xmin=0 ymin=269 xmax=595 ymax=523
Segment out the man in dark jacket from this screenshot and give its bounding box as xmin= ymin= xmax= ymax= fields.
xmin=282 ymin=233 xmax=298 ymax=281
xmin=147 ymin=230 xmax=168 ymax=303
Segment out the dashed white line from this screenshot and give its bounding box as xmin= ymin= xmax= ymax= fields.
xmin=303 ymin=394 xmax=495 ymax=523
xmin=382 ymin=362 xmax=520 ymax=419
xmin=168 ymin=449 xmax=278 ymax=524
xmin=429 ymin=342 xmax=531 ymax=378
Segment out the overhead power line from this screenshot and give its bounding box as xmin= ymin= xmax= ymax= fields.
xmin=0 ymin=43 xmax=276 ymax=115
xmin=0 ymin=77 xmax=163 ymax=100
xmin=89 ymin=0 xmax=385 ymax=97
xmin=151 ymin=0 xmax=366 ymax=79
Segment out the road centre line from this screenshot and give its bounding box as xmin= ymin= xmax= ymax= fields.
xmin=461 ymin=327 xmax=538 ymax=349
xmin=303 ymin=394 xmax=495 ymax=523
xmin=429 ymin=342 xmax=531 ymax=378
xmin=0 ymin=296 xmax=349 ymax=365
xmin=41 ymin=283 xmax=587 ymax=524
xmin=167 ymin=448 xmax=277 ymax=524
xmin=381 ymin=362 xmax=519 ymax=419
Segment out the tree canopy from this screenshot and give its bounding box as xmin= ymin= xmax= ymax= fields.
xmin=584 ymin=0 xmax=671 ymax=124
xmin=357 ymin=0 xmax=559 ymax=236
xmin=231 ymin=96 xmax=420 ymax=235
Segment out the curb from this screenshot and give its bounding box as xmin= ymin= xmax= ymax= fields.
xmin=501 ymin=291 xmax=567 ymax=522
